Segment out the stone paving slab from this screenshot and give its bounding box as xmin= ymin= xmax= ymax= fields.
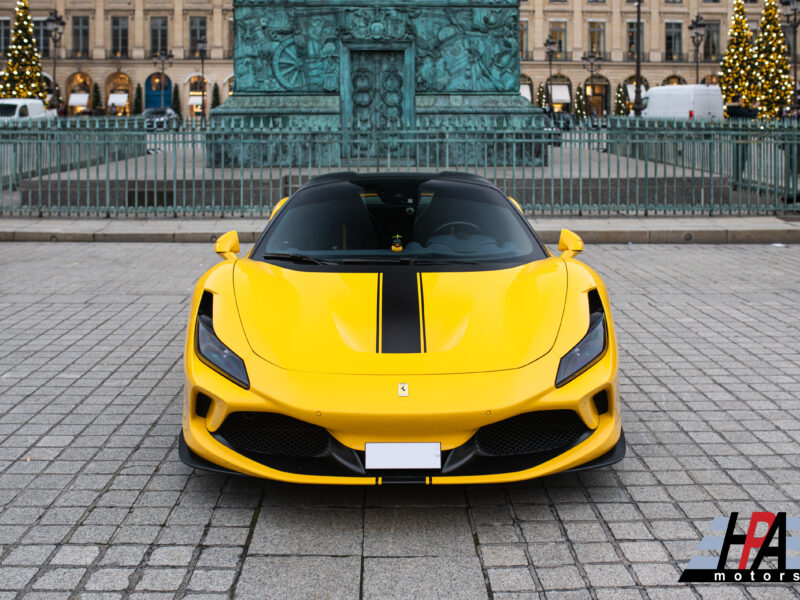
xmin=0 ymin=242 xmax=799 ymax=598
xmin=1 ymin=216 xmax=800 ymax=244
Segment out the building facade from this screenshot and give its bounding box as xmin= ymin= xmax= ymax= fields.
xmin=0 ymin=0 xmax=234 ymax=115
xmin=520 ymin=0 xmax=793 ymax=115
xmin=0 ymin=0 xmax=793 ymax=117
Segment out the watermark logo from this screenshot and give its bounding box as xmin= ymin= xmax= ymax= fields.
xmin=680 ymin=512 xmax=800 ymax=583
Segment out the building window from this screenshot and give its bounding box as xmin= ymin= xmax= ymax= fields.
xmin=33 ymin=19 xmax=49 ymax=58
xmin=0 ymin=19 xmax=9 ymax=57
xmin=189 ymin=16 xmax=207 ymax=57
xmin=549 ymin=21 xmax=567 ymax=59
xmin=588 ymin=22 xmax=605 ymax=55
xmin=228 ymin=19 xmax=234 ymax=58
xmin=703 ymin=21 xmax=720 ymax=60
xmin=703 ymin=0 xmax=720 ymax=3
xmin=520 ymin=20 xmax=529 ymax=59
xmin=626 ymin=22 xmax=643 ymax=62
xmin=665 ymin=22 xmax=682 ymax=61
xmin=111 ymin=17 xmax=128 ymax=58
xmin=588 ymin=0 xmax=605 ymax=4
xmin=72 ymin=16 xmax=89 ymax=58
xmin=150 ymin=16 xmax=168 ymax=56
xmin=665 ymin=0 xmax=682 ymax=4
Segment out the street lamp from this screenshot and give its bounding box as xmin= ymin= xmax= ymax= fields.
xmin=781 ymin=0 xmax=800 ymax=108
xmin=581 ymin=50 xmax=603 ymax=117
xmin=544 ymin=35 xmax=556 ymax=113
xmin=197 ymin=36 xmax=207 ymax=124
xmin=688 ymin=14 xmax=707 ymax=85
xmin=632 ymin=0 xmax=644 ymax=117
xmin=44 ymin=10 xmax=65 ymax=110
xmin=151 ymin=50 xmax=174 ymax=109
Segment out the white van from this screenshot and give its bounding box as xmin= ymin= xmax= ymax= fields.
xmin=641 ymin=85 xmax=724 ymax=121
xmin=0 ymin=98 xmax=49 ymax=120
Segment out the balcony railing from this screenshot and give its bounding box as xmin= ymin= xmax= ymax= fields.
xmin=624 ymin=52 xmax=649 ymax=62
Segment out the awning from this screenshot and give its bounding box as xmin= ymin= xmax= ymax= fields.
xmin=188 ymin=95 xmax=204 ymax=106
xmin=108 ymin=93 xmax=128 ymax=106
xmin=68 ymin=93 xmax=89 ymax=107
xmin=550 ymin=84 xmax=571 ymax=103
xmin=626 ymin=84 xmax=645 ymax=101
xmin=519 ymin=84 xmax=532 ymax=102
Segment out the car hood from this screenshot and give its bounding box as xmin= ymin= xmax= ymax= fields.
xmin=232 ymin=257 xmax=567 ymax=375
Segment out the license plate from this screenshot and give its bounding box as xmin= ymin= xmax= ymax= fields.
xmin=364 ymin=442 xmax=441 ymax=470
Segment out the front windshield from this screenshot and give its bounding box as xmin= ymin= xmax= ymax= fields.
xmin=256 ymin=176 xmax=546 ymax=268
xmin=0 ymin=104 xmax=17 ymax=117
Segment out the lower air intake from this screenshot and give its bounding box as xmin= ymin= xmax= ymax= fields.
xmin=216 ymin=412 xmax=331 ymax=458
xmin=475 ymin=410 xmax=591 ymax=457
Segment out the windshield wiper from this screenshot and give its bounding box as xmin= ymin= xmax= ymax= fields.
xmin=261 ymin=252 xmax=336 ymax=265
xmin=340 ymin=256 xmax=415 ymax=264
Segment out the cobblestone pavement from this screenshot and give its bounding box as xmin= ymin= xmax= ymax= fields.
xmin=0 ymin=242 xmax=799 ymax=600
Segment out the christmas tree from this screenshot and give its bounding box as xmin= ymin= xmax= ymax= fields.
xmin=754 ymin=0 xmax=793 ymax=118
xmin=613 ymin=84 xmax=627 ymax=116
xmin=573 ymin=86 xmax=587 ymax=120
xmin=720 ymin=0 xmax=758 ymax=109
xmin=535 ymin=82 xmax=547 ymax=110
xmin=211 ymin=82 xmax=221 ymax=109
xmin=0 ymin=0 xmax=48 ymax=99
xmin=171 ymin=84 xmax=182 ymax=119
xmin=132 ymin=83 xmax=143 ymax=115
xmin=90 ymin=82 xmax=102 ymax=114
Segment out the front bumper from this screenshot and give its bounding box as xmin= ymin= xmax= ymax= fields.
xmin=181 ymin=340 xmax=623 ymax=485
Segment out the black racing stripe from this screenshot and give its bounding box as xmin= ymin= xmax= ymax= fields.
xmin=381 ymin=270 xmax=421 ymax=353
xmin=376 ymin=273 xmax=382 ymax=353
xmin=418 ymin=272 xmax=427 ymax=353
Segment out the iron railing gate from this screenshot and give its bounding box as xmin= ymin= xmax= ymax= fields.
xmin=1 ymin=116 xmax=798 ymax=217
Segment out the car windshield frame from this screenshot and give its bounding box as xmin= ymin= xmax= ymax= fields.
xmin=252 ymin=174 xmax=549 ymax=272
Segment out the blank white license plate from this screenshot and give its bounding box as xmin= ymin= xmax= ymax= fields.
xmin=365 ymin=443 xmax=441 ymax=470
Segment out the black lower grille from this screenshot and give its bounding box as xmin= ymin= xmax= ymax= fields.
xmin=475 ymin=410 xmax=590 ymax=457
xmin=215 ymin=412 xmax=331 ymax=458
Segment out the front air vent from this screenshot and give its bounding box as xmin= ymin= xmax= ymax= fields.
xmin=475 ymin=410 xmax=591 ymax=457
xmin=195 ymin=393 xmax=212 ymax=418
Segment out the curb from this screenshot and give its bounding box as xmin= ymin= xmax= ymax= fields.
xmin=1 ymin=229 xmax=799 ymax=244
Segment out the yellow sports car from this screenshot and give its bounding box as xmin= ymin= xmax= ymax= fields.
xmin=180 ymin=172 xmax=624 ymax=484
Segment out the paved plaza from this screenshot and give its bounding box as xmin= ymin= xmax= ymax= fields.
xmin=0 ymin=241 xmax=799 ymax=599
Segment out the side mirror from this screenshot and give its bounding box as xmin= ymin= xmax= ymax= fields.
xmin=558 ymin=229 xmax=584 ymax=259
xmin=214 ymin=231 xmax=240 ymax=261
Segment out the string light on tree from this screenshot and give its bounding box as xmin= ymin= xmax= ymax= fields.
xmin=613 ymin=83 xmax=627 ymax=116
xmin=0 ymin=0 xmax=47 ymax=99
xmin=754 ymin=0 xmax=794 ymax=118
xmin=535 ymin=82 xmax=548 ymax=110
xmin=720 ymin=0 xmax=759 ymax=109
xmin=574 ymin=87 xmax=587 ymax=120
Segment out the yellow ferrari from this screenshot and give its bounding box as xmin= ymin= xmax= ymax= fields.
xmin=180 ymin=172 xmax=624 ymax=484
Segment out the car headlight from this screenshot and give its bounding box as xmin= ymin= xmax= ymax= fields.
xmin=196 ymin=313 xmax=250 ymax=389
xmin=555 ymin=299 xmax=607 ymax=388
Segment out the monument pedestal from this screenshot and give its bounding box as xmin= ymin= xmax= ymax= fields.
xmin=211 ymin=0 xmax=544 ymax=165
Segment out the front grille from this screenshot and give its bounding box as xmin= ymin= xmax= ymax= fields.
xmin=475 ymin=410 xmax=590 ymax=457
xmin=215 ymin=412 xmax=331 ymax=458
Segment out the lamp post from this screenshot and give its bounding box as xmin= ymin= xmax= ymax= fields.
xmin=632 ymin=0 xmax=644 ymax=116
xmin=688 ymin=14 xmax=707 ymax=85
xmin=44 ymin=10 xmax=65 ymax=110
xmin=581 ymin=50 xmax=603 ymax=117
xmin=781 ymin=0 xmax=800 ymax=108
xmin=151 ymin=50 xmax=174 ymax=109
xmin=544 ymin=35 xmax=556 ymax=113
xmin=197 ymin=36 xmax=207 ymax=124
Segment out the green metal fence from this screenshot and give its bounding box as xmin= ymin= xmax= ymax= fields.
xmin=1 ymin=116 xmax=799 ymax=217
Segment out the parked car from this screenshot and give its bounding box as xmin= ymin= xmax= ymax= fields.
xmin=0 ymin=98 xmax=50 ymax=120
xmin=179 ymin=172 xmax=625 ymax=484
xmin=641 ymin=85 xmax=724 ymax=121
xmin=142 ymin=107 xmax=181 ymax=131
